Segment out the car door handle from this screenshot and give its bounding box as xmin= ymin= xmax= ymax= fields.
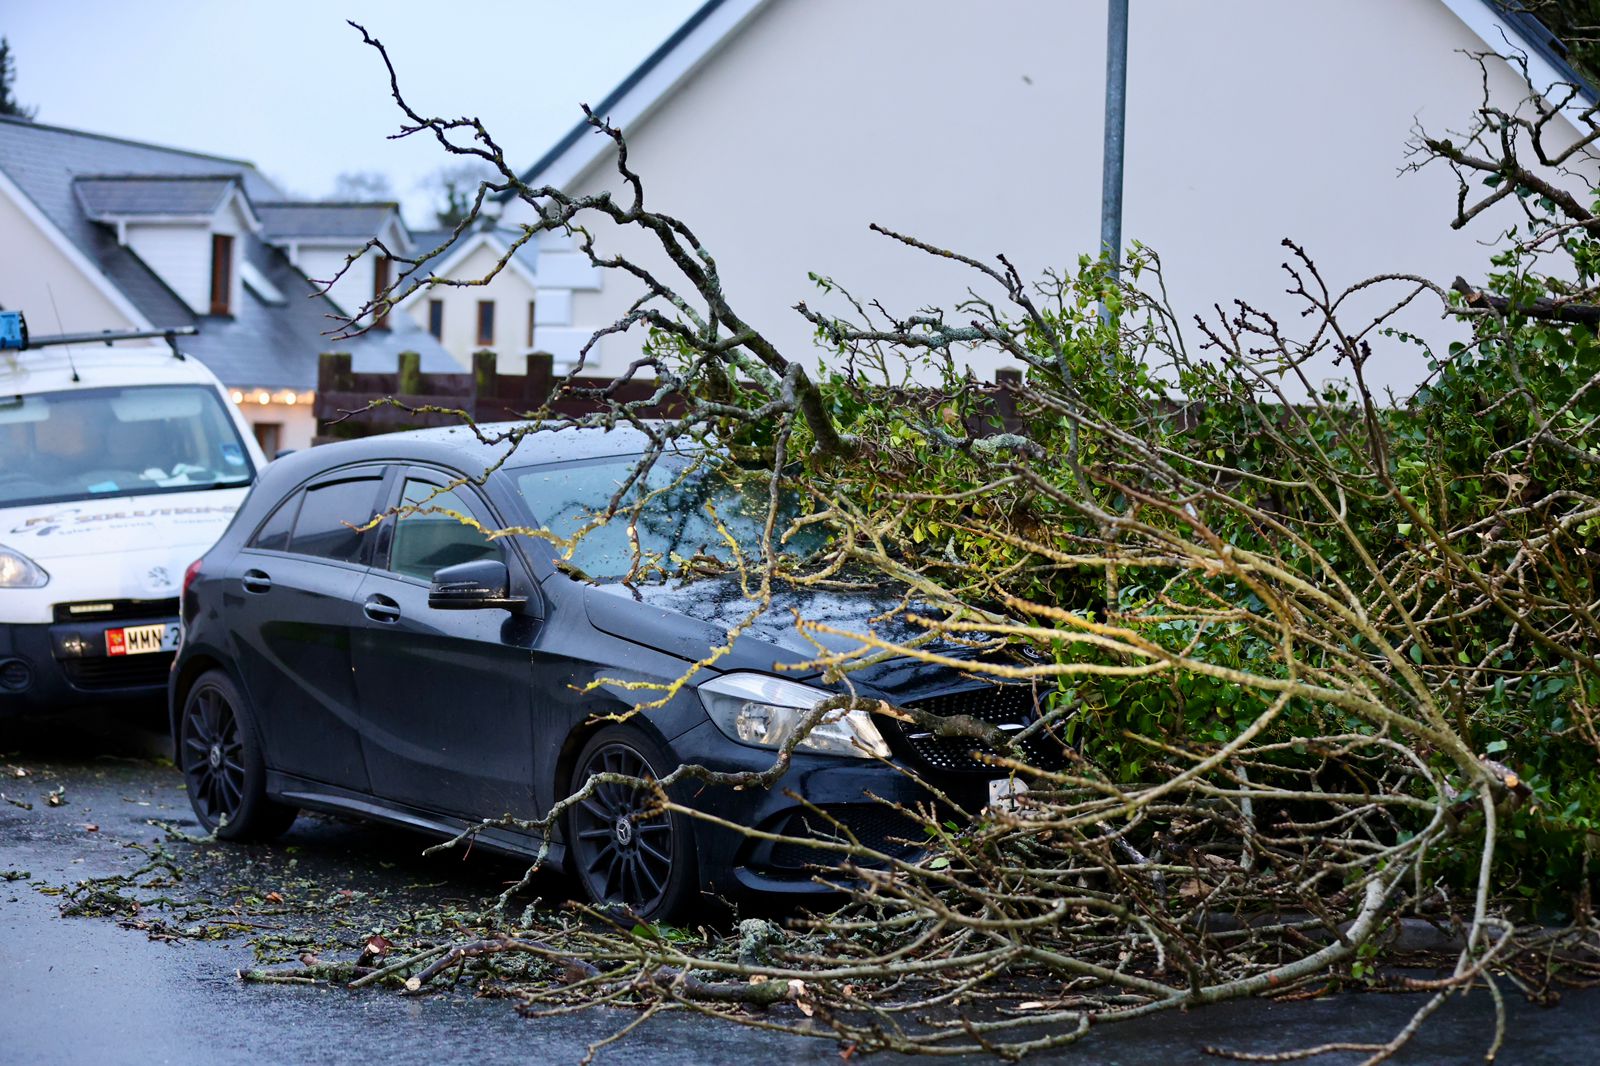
xmin=242 ymin=569 xmax=272 ymax=594
xmin=363 ymin=594 xmax=401 ymax=623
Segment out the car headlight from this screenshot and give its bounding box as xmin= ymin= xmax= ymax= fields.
xmin=698 ymin=673 xmax=891 ymax=759
xmin=0 ymin=544 xmax=48 ymax=588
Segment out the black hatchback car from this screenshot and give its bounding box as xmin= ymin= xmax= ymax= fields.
xmin=171 ymin=425 xmax=1044 ymax=918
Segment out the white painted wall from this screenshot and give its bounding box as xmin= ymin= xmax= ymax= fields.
xmin=123 ymin=223 xmax=213 ymax=314
xmin=403 ymin=239 xmax=542 ymax=371
xmin=296 ymin=245 xmax=373 ymax=322
xmin=0 ymin=185 xmax=136 ymax=333
xmin=235 ymin=400 xmax=316 ymax=453
xmin=504 ymin=0 xmax=1596 ymax=397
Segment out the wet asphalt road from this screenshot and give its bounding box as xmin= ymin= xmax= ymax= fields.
xmin=3 ymin=712 xmax=1599 ymax=1066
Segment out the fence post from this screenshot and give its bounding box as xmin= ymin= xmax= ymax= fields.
xmin=524 ymin=352 xmax=554 ymax=413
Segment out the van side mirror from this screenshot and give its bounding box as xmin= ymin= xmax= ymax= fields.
xmin=428 ymin=559 xmax=528 ymax=611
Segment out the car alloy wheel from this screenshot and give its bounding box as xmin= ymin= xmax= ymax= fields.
xmin=181 ymin=681 xmax=246 ymax=828
xmin=568 ymin=737 xmax=683 ymax=917
xmin=176 ymin=669 xmax=296 ymax=840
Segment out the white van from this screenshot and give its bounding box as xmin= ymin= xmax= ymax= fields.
xmin=0 ymin=344 xmax=266 ymax=714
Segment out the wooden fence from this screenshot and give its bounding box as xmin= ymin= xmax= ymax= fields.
xmin=312 ymin=350 xmax=684 ymax=443
xmin=313 ymin=350 xmax=1024 ymax=444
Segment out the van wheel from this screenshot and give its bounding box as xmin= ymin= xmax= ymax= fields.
xmin=178 ymin=670 xmax=295 ymax=840
xmin=566 ymin=727 xmax=697 ymax=921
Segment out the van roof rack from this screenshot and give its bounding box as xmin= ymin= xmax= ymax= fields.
xmin=0 ymin=310 xmax=196 ymax=359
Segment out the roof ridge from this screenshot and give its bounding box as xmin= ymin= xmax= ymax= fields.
xmin=0 ymin=114 xmax=261 ymax=170
xmin=502 ymin=0 xmax=736 ymax=195
xmin=256 ymin=200 xmax=400 ymax=210
xmin=73 ymin=173 xmax=245 ymax=182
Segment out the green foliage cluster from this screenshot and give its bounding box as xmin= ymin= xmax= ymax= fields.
xmin=783 ymin=227 xmax=1600 ymax=911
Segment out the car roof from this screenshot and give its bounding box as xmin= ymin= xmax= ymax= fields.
xmin=265 ymin=422 xmax=681 ymax=485
xmin=0 ymin=345 xmax=230 ymax=394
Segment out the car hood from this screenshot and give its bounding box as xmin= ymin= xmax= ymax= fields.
xmin=581 ymin=572 xmax=956 ymax=680
xmin=0 ymin=488 xmax=246 ymax=561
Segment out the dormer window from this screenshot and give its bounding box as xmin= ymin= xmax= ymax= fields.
xmin=210 ymin=234 xmax=235 ymax=315
xmin=74 ymin=174 xmax=260 ymax=317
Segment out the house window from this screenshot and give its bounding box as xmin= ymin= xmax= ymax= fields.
xmin=527 ymin=299 xmax=537 ymax=349
xmin=372 ymin=255 xmax=392 ymax=331
xmin=427 ymin=299 xmax=444 ymax=340
xmin=476 ymin=300 xmax=495 ymax=347
xmin=253 ymin=422 xmax=282 ymax=458
xmin=209 ymin=234 xmax=234 ymax=316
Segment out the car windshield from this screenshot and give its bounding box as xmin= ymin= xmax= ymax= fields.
xmin=513 ymin=453 xmax=827 ymax=582
xmin=0 ymin=385 xmax=255 ymax=508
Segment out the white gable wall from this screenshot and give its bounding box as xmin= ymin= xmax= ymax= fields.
xmin=122 ymin=196 xmax=251 ymax=316
xmin=506 ymin=0 xmax=1594 ymax=397
xmin=0 ymin=183 xmax=137 ymax=333
xmin=404 ymin=239 xmax=542 ymax=372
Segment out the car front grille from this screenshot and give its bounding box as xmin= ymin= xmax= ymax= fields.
xmin=60 ymin=653 xmax=174 ymax=691
xmin=765 ymin=805 xmax=925 ymax=872
xmin=897 ymin=683 xmax=1065 ymax=773
xmin=52 ymin=598 xmax=179 ymax=624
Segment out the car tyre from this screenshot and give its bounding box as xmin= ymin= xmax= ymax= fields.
xmin=566 ymin=726 xmax=698 ymax=921
xmin=177 ymin=669 xmax=296 ymax=840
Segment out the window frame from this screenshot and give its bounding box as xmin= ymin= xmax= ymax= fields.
xmin=372 ymin=254 xmax=392 ymax=331
xmin=209 ymin=233 xmax=234 ymax=316
xmin=243 ymin=463 xmax=393 ymax=570
xmin=526 ymin=299 xmax=536 ymax=349
xmin=376 ymin=467 xmax=506 ymax=585
xmin=427 ymin=298 xmax=444 ymax=340
xmin=476 ymin=300 xmax=495 ymax=347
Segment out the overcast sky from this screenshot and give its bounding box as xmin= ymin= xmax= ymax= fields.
xmin=4 ymin=1 xmax=701 ymax=226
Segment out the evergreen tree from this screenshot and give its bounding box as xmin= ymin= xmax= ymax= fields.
xmin=0 ymin=38 xmax=36 ymax=120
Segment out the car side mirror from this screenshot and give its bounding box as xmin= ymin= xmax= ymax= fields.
xmin=428 ymin=559 xmax=528 ymax=611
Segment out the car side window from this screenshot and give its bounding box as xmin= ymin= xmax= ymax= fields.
xmin=289 ymin=477 xmax=383 ymax=563
xmin=388 ymin=478 xmax=501 ymax=581
xmin=250 ymin=491 xmax=300 ymax=552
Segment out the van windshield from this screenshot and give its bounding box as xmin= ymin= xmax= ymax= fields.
xmin=0 ymin=385 xmax=255 ymax=508
xmin=514 ymin=453 xmax=827 ymax=582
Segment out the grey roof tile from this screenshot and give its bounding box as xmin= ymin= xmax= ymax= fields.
xmin=257 ymin=201 xmax=402 ymax=242
xmin=0 ymin=116 xmax=452 ymax=392
xmin=73 ymin=174 xmax=240 ymax=218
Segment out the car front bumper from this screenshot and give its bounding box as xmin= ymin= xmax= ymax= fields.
xmin=664 ymin=720 xmax=987 ymax=901
xmin=0 ymin=612 xmax=178 ymax=715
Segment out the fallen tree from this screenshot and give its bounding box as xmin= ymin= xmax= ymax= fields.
xmin=261 ymin=29 xmax=1600 ymax=1061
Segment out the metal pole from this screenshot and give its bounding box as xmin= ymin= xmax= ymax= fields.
xmin=1099 ymin=0 xmax=1129 ymax=291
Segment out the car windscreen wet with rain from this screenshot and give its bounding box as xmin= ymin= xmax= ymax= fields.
xmin=513 ymin=453 xmax=826 ymax=582
xmin=0 ymin=385 xmax=255 ymax=507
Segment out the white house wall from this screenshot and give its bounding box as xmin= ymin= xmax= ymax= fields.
xmin=237 ymin=399 xmax=316 ymax=453
xmin=505 ymin=0 xmax=1595 ymax=397
xmin=296 ymin=246 xmax=372 ymax=323
xmin=0 ymin=186 xmax=135 ymax=334
xmin=123 ymin=223 xmax=213 ymax=315
xmin=404 ymin=240 xmax=541 ymax=372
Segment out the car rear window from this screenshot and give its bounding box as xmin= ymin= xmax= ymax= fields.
xmin=250 ymin=492 xmax=300 ymax=552
xmin=288 ymin=477 xmax=382 ymax=563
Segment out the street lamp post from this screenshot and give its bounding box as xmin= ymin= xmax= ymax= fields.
xmin=1100 ymin=0 xmax=1129 ymax=294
